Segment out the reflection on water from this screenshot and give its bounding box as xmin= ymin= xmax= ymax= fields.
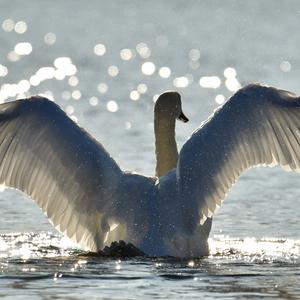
xmin=0 ymin=232 xmax=299 ymax=299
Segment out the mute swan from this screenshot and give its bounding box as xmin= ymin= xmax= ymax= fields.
xmin=1 ymin=84 xmax=300 ymax=257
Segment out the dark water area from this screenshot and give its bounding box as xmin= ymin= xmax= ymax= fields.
xmin=0 ymin=233 xmax=299 ymax=299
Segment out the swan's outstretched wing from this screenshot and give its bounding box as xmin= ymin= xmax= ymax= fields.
xmin=178 ymin=84 xmax=300 ymax=230
xmin=0 ymin=97 xmax=124 ymax=251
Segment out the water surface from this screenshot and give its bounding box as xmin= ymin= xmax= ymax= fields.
xmin=0 ymin=1 xmax=300 ymax=299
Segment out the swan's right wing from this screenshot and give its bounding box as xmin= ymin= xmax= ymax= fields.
xmin=0 ymin=97 xmax=124 ymax=251
xmin=177 ymin=84 xmax=300 ymax=231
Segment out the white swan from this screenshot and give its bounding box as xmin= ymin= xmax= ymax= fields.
xmin=1 ymin=83 xmax=300 ymax=257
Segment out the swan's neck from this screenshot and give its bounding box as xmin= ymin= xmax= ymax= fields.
xmin=155 ymin=114 xmax=178 ymax=177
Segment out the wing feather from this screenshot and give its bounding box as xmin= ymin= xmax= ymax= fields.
xmin=178 ymin=84 xmax=300 ymax=229
xmin=0 ymin=97 xmax=124 ymax=251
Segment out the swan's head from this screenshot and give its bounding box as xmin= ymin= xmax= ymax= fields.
xmin=154 ymin=91 xmax=189 ymax=123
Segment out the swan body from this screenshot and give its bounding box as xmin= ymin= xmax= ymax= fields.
xmin=1 ymin=84 xmax=300 ymax=257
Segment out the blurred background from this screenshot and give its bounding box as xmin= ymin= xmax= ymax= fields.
xmin=0 ymin=0 xmax=300 ymax=239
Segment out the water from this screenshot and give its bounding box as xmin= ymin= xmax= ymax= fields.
xmin=0 ymin=1 xmax=300 ymax=298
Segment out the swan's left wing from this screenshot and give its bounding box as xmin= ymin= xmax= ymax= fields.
xmin=177 ymin=84 xmax=300 ymax=231
xmin=0 ymin=97 xmax=125 ymax=252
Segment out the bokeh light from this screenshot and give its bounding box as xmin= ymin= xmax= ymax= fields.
xmin=137 ymin=83 xmax=147 ymax=94
xmin=94 ymin=43 xmax=106 ymax=56
xmin=14 ymin=21 xmax=27 ymax=34
xmin=136 ymin=42 xmax=151 ymax=58
xmin=158 ymin=67 xmax=171 ymax=78
xmin=280 ymin=61 xmax=291 ymax=72
xmin=141 ymin=62 xmax=155 ymax=75
xmin=0 ymin=65 xmax=8 ymax=77
xmin=14 ymin=42 xmax=32 ymax=55
xmin=106 ymin=100 xmax=118 ymax=112
xmin=199 ymin=76 xmax=221 ymax=89
xmin=173 ymin=76 xmax=189 ymax=88
xmin=120 ymin=48 xmax=134 ymax=60
xmin=215 ymin=94 xmax=225 ymax=105
xmin=44 ymin=32 xmax=56 ymax=45
xmin=2 ymin=19 xmax=15 ymax=32
xmin=130 ymin=90 xmax=140 ymax=101
xmin=108 ymin=65 xmax=119 ymax=77
xmin=89 ymin=96 xmax=99 ymax=106
xmin=97 ymin=83 xmax=108 ymax=94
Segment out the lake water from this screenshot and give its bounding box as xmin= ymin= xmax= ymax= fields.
xmin=0 ymin=1 xmax=300 ymax=299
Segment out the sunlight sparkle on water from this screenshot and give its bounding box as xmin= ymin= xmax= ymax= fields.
xmin=2 ymin=19 xmax=15 ymax=32
xmin=107 ymin=100 xmax=118 ymax=112
xmin=224 ymin=67 xmax=237 ymax=78
xmin=173 ymin=76 xmax=189 ymax=88
xmin=0 ymin=65 xmax=8 ymax=77
xmin=130 ymin=90 xmax=140 ymax=101
xmin=209 ymin=236 xmax=300 ymax=261
xmin=137 ymin=83 xmax=148 ymax=94
xmin=159 ymin=66 xmax=171 ymax=78
xmin=68 ymin=76 xmax=79 ymax=87
xmin=7 ymin=51 xmax=20 ymax=62
xmin=54 ymin=57 xmax=77 ymax=77
xmin=66 ymin=105 xmax=75 ymax=115
xmin=141 ymin=62 xmax=156 ymax=75
xmin=97 ymin=83 xmax=108 ymax=94
xmin=280 ymin=60 xmax=291 ymax=72
xmin=199 ymin=76 xmax=221 ymax=89
xmin=14 ymin=21 xmax=27 ymax=34
xmin=108 ymin=65 xmax=119 ymax=77
xmin=120 ymin=48 xmax=134 ymax=60
xmin=94 ymin=43 xmax=106 ymax=56
xmin=14 ymin=42 xmax=32 ymax=55
xmin=215 ymin=94 xmax=225 ymax=105
xmin=136 ymin=42 xmax=151 ymax=59
xmin=72 ymin=90 xmax=81 ymax=100
xmin=89 ymin=96 xmax=99 ymax=106
xmin=44 ymin=32 xmax=56 ymax=45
